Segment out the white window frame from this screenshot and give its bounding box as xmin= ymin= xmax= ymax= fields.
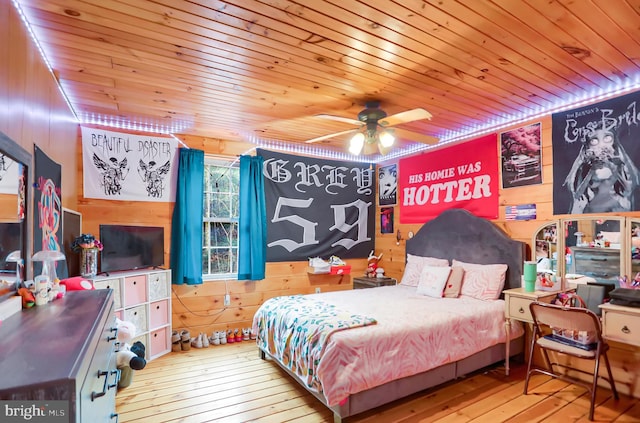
xmin=202 ymin=157 xmax=239 ymax=281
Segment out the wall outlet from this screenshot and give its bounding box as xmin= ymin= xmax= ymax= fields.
xmin=224 ymin=294 xmax=231 ymax=306
xmin=315 ymin=288 xmax=321 ymax=294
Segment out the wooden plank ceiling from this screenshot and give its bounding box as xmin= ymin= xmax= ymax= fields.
xmin=15 ymin=0 xmax=640 ymax=158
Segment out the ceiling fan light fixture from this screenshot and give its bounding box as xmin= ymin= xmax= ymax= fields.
xmin=349 ymin=132 xmax=365 ymax=155
xmin=379 ymin=130 xmax=395 ymax=148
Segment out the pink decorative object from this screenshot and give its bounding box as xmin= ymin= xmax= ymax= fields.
xmin=619 ymin=273 xmax=640 ymax=289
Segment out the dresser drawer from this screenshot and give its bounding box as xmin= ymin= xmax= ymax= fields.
xmin=79 ymin=318 xmax=118 ymax=423
xmin=508 ymin=296 xmax=535 ymax=322
xmin=124 ymin=305 xmax=148 ymax=333
xmin=124 ymin=275 xmax=147 ymax=307
xmin=93 ymin=278 xmax=122 ymax=310
xmin=148 ymin=271 xmax=169 ymax=301
xmin=602 ymin=309 xmax=640 ymax=346
xmin=149 ymin=300 xmax=169 ymax=329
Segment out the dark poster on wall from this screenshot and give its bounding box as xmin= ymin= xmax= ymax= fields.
xmin=33 ymin=146 xmax=66 ymax=278
xmin=378 ymin=163 xmax=397 ymax=205
xmin=552 ymin=90 xmax=640 ymax=214
xmin=257 ymin=149 xmax=375 ymax=262
xmin=500 ymin=122 xmax=542 ymax=188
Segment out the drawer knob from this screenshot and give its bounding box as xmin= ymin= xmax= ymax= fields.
xmin=621 ymin=326 xmax=631 ymax=334
xmin=518 ymin=307 xmax=525 ymax=314
xmin=107 ymin=327 xmax=118 ymax=342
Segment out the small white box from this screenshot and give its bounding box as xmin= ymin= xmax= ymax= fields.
xmin=0 ymin=296 xmax=22 ymax=321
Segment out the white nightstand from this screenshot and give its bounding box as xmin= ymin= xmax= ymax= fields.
xmin=599 ymin=303 xmax=640 ymax=347
xmin=502 ymin=287 xmax=560 ymax=375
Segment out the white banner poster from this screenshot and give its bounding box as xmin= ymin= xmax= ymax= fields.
xmin=0 ymin=154 xmax=19 ymax=194
xmin=81 ymin=127 xmax=179 ymax=202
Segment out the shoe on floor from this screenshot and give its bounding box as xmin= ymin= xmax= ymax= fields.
xmin=171 ymin=331 xmax=181 ymax=352
xmin=180 ymin=329 xmax=191 ymax=351
xmin=191 ymin=333 xmax=203 ymax=349
xmin=202 ymin=332 xmax=210 ymax=348
xmin=220 ymin=330 xmax=227 ymax=345
xmin=211 ymin=331 xmax=221 ymax=345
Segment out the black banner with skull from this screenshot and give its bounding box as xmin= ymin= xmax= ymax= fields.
xmin=257 ymin=149 xmax=375 ymax=262
xmin=552 ymin=90 xmax=640 ymax=214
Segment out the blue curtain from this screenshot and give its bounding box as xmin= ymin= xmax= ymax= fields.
xmin=170 ymin=148 xmax=204 ymax=285
xmin=238 ymin=155 xmax=267 ymax=280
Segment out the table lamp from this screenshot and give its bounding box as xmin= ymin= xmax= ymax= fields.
xmin=32 ymin=250 xmax=66 ymax=283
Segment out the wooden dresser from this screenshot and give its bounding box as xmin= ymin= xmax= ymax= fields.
xmin=0 ymin=289 xmax=118 ymax=422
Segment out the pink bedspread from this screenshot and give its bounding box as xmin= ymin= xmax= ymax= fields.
xmin=253 ymin=284 xmax=524 ymax=407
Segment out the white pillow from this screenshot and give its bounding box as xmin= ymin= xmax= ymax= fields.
xmin=599 ymin=231 xmax=620 ymax=243
xmin=453 ymin=259 xmax=508 ymax=301
xmin=416 ymin=265 xmax=452 ymax=298
xmin=400 ymin=254 xmax=449 ymax=287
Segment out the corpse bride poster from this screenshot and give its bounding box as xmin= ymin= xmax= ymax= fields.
xmin=552 ymin=90 xmax=640 ymax=214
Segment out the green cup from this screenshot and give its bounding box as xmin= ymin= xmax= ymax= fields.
xmin=523 ymin=261 xmax=537 ymax=292
xmin=524 ymin=278 xmax=536 ymax=292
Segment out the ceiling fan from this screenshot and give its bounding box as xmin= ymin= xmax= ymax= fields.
xmin=304 ymin=101 xmax=438 ymax=155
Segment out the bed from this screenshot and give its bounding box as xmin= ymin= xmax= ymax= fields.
xmin=253 ymin=208 xmax=527 ymax=422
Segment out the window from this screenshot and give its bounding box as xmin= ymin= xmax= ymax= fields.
xmin=202 ymin=159 xmax=239 ymax=279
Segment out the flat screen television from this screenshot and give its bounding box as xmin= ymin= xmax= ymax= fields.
xmin=99 ymin=225 xmax=164 ymax=274
xmin=0 ymin=222 xmax=22 ymax=277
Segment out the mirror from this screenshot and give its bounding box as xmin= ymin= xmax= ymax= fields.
xmin=533 ymin=221 xmax=558 ymax=273
xmin=564 ymin=217 xmax=624 ymax=286
xmin=629 ymin=219 xmax=640 ymax=282
xmin=0 ymin=131 xmax=31 ymax=302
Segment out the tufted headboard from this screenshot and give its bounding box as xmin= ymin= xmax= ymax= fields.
xmin=405 ymin=208 xmax=526 ymax=291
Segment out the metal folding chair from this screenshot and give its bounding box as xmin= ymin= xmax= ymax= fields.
xmin=524 ymin=301 xmax=618 ymax=421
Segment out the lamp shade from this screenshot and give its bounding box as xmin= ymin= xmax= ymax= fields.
xmin=349 ymin=132 xmax=365 ymax=155
xmin=379 ymin=130 xmax=395 ymax=148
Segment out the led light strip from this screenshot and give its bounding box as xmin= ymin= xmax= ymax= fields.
xmin=12 ymin=0 xmax=78 ymax=123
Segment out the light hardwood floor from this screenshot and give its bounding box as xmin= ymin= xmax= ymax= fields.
xmin=116 ymin=342 xmax=640 ymax=422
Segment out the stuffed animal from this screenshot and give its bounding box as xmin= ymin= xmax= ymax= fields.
xmin=365 ymin=250 xmax=383 ymax=278
xmin=114 ymin=318 xmax=147 ymax=389
xmin=114 ymin=319 xmax=146 ymax=369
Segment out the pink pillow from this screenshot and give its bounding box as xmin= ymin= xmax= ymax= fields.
xmin=416 ymin=265 xmax=451 ymax=298
xmin=400 ymin=254 xmax=449 ymax=287
xmin=60 ymin=276 xmax=94 ymax=291
xmin=453 ymin=259 xmax=507 ymax=301
xmin=443 ymin=266 xmax=464 ymax=298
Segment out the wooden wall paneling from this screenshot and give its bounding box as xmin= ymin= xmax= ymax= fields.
xmin=1 ymin=1 xmax=79 ymax=272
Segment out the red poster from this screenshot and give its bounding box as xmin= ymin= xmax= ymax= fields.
xmin=399 ymin=134 xmax=499 ymax=223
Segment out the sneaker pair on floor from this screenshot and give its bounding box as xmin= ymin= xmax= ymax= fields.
xmin=190 ymin=332 xmax=210 ymax=349
xmin=171 ymin=330 xmax=192 ymax=352
xmin=209 ymin=331 xmax=227 ymax=345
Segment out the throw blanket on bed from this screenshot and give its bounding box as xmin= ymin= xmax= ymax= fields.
xmin=253 ymin=295 xmax=377 ymax=392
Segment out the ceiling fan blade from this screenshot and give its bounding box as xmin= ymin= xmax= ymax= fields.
xmin=379 ymin=108 xmax=432 ymax=127
xmin=315 ymin=114 xmax=363 ymax=126
xmin=394 ymin=127 xmax=439 ymax=145
xmin=304 ymin=128 xmax=359 ymax=144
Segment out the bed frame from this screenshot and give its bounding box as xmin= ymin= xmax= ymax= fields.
xmin=259 ymin=208 xmax=527 ymax=422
